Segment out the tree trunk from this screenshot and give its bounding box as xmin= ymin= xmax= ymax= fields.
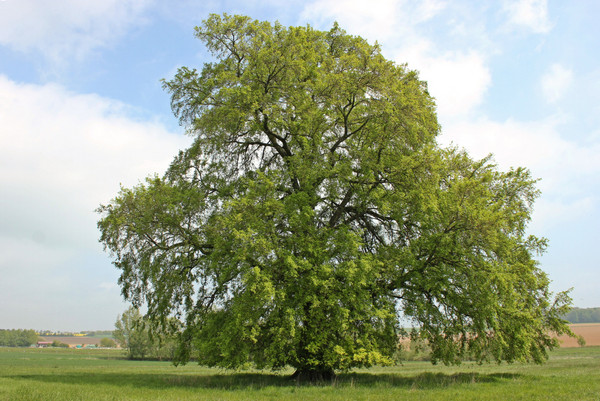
xmin=290 ymin=367 xmax=336 ymax=382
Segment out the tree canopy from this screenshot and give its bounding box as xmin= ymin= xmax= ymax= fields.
xmin=98 ymin=14 xmax=572 ymax=379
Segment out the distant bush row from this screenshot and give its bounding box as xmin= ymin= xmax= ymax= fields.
xmin=563 ymin=307 xmax=600 ymax=323
xmin=0 ymin=329 xmax=38 ymax=347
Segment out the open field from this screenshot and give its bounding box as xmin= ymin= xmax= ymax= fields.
xmin=557 ymin=323 xmax=600 ymax=347
xmin=0 ymin=346 xmax=599 ymax=401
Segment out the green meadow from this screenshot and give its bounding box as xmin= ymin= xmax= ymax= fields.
xmin=1 ymin=346 xmax=598 ymax=401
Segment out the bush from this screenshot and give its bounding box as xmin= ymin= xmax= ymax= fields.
xmin=100 ymin=337 xmax=117 ymax=348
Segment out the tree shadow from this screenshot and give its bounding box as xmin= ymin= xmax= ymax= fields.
xmin=338 ymin=371 xmax=522 ymax=388
xmin=15 ymin=370 xmax=522 ymax=390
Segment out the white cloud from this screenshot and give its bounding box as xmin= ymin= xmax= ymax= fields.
xmin=301 ymin=0 xmax=447 ymax=41
xmin=532 ymin=197 xmax=594 ymax=232
xmin=301 ymin=0 xmax=400 ymax=40
xmin=503 ymin=0 xmax=552 ymax=34
xmin=301 ymin=0 xmax=490 ymax=118
xmin=0 ymin=75 xmax=190 ymax=329
xmin=0 ymin=76 xmax=190 ymax=250
xmin=440 ymin=116 xmax=600 ymax=230
xmin=0 ymin=236 xmax=70 ymax=276
xmin=0 ymin=234 xmax=129 ymax=330
xmin=399 ymin=44 xmax=491 ymax=118
xmin=0 ymin=0 xmax=152 ymax=63
xmin=99 ymin=282 xmax=120 ymax=292
xmin=0 ymin=76 xmax=190 ymax=247
xmin=415 ymin=0 xmax=447 ymax=22
xmin=541 ymin=64 xmax=573 ymax=103
xmin=441 ymin=117 xmax=600 ymax=182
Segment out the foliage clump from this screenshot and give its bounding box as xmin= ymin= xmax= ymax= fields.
xmin=0 ymin=329 xmax=39 ymax=347
xmin=100 ymin=337 xmax=118 ymax=348
xmin=98 ymin=14 xmax=573 ymax=378
xmin=114 ymin=307 xmax=178 ymax=360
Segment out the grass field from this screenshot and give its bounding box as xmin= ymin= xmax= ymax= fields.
xmin=1 ymin=346 xmax=599 ymax=400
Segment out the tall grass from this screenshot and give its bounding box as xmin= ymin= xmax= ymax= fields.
xmin=0 ymin=346 xmax=598 ymax=400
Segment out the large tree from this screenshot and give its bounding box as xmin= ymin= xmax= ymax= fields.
xmin=98 ymin=14 xmax=572 ymax=379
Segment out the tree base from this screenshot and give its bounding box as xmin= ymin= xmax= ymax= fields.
xmin=290 ymin=368 xmax=336 ymax=382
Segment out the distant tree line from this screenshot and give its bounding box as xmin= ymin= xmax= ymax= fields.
xmin=114 ymin=307 xmax=178 ymax=360
xmin=564 ymin=307 xmax=600 ymax=323
xmin=0 ymin=329 xmax=38 ymax=347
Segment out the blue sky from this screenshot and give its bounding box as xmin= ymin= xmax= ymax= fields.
xmin=1 ymin=0 xmax=598 ymax=331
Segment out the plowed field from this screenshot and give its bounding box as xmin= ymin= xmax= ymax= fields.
xmin=556 ymin=323 xmax=600 ymax=347
xmin=39 ymin=336 xmax=102 ymax=346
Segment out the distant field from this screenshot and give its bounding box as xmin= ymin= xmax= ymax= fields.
xmin=35 ymin=322 xmax=598 ymax=350
xmin=556 ymin=323 xmax=600 ymax=347
xmin=0 ymin=346 xmax=599 ymax=400
xmin=38 ymin=336 xmax=103 ymax=346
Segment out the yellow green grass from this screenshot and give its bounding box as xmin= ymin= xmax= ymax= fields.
xmin=1 ymin=346 xmax=599 ymax=400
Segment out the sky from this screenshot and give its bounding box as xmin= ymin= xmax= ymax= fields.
xmin=0 ymin=0 xmax=598 ymax=331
